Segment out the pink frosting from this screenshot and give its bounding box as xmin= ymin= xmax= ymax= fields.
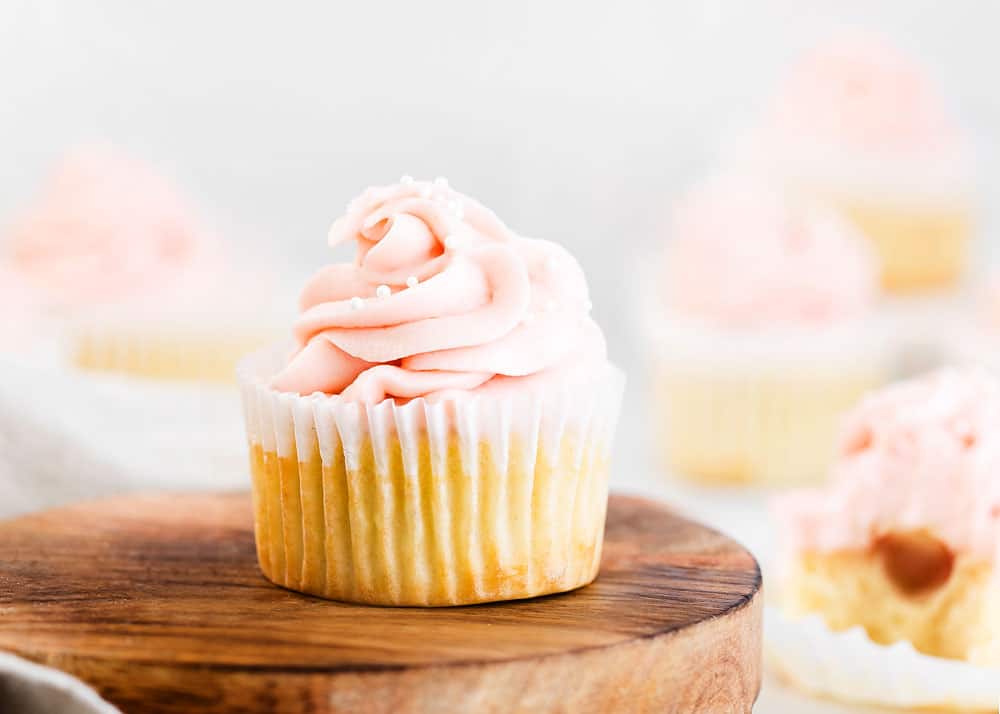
xmin=766 ymin=32 xmax=961 ymax=155
xmin=664 ymin=176 xmax=877 ymax=328
xmin=272 ymin=179 xmax=606 ymax=401
xmin=774 ymin=369 xmax=1000 ymax=563
xmin=3 ymin=146 xmax=218 ymax=308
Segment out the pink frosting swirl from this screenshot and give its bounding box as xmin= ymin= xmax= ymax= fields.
xmin=664 ymin=176 xmax=877 ymax=328
xmin=774 ymin=369 xmax=1000 ymax=562
xmin=3 ymin=146 xmax=217 ymax=307
xmin=272 ymin=179 xmax=605 ymax=401
xmin=767 ymin=32 xmax=960 ymax=154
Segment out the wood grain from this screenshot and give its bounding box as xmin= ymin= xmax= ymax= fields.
xmin=0 ymin=492 xmax=762 ymax=713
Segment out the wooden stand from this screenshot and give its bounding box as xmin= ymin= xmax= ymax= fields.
xmin=0 ymin=493 xmax=761 ymax=713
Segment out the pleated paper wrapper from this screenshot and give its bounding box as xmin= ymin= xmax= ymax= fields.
xmin=767 ymin=606 xmax=1000 ymax=711
xmin=238 ymin=347 xmax=625 ymax=606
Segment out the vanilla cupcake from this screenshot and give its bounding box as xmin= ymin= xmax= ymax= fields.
xmin=238 ymin=177 xmax=624 ymax=606
xmin=771 ymin=369 xmax=1000 ymax=705
xmin=649 ymin=175 xmax=889 ymax=486
xmin=2 ymin=147 xmax=285 ymax=381
xmin=741 ymin=33 xmax=974 ymax=294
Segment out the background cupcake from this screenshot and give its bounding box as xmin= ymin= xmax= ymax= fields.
xmin=770 ymin=368 xmax=1000 ymax=707
xmin=738 ymin=32 xmax=974 ymax=295
xmin=239 ymin=177 xmax=624 ymax=606
xmin=2 ymin=146 xmax=288 ymax=382
xmin=648 ymin=175 xmax=890 ymax=486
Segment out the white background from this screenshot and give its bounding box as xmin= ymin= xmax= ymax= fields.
xmin=2 ymin=2 xmax=998 ymax=711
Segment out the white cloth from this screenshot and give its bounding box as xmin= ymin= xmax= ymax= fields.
xmin=0 ymin=356 xmax=249 ymax=519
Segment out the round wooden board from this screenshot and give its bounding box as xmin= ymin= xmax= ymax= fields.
xmin=0 ymin=493 xmax=761 ymax=714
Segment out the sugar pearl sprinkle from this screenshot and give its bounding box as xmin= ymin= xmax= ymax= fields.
xmin=399 ymin=175 xmax=414 ymax=185
xmin=375 ymin=284 xmax=391 ymax=299
xmin=434 ymin=176 xmax=449 ymax=187
xmin=350 ymin=296 xmax=364 ymax=311
xmin=406 ymin=275 xmax=419 ymax=289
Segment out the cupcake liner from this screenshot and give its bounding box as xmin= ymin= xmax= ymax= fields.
xmin=72 ymin=319 xmax=281 ymax=382
xmin=766 ymin=606 xmax=1000 ymax=711
xmin=238 ymin=347 xmax=625 ymax=606
xmin=644 ymin=316 xmax=890 ymax=486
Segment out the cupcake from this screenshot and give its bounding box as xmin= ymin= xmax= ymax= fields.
xmin=773 ymin=369 xmax=1000 ymax=670
xmin=649 ymin=175 xmax=889 ymax=486
xmin=740 ymin=33 xmax=974 ymax=294
xmin=238 ymin=177 xmax=624 ymax=606
xmin=2 ymin=146 xmax=285 ymax=381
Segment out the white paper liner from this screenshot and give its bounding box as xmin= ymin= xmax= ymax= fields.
xmin=71 ymin=318 xmax=285 ymax=382
xmin=637 ymin=279 xmax=891 ymax=485
xmin=237 ymin=346 xmax=626 ymax=605
xmin=766 ymin=606 xmax=1000 ymax=711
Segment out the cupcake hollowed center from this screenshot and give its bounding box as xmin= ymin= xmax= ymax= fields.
xmin=874 ymin=531 xmax=955 ymax=597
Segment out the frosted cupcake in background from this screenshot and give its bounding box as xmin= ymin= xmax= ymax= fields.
xmin=2 ymin=147 xmax=288 ymax=381
xmin=737 ymin=33 xmax=974 ymax=294
xmin=238 ymin=176 xmax=624 ymax=606
xmin=769 ymin=369 xmax=1000 ymax=709
xmin=648 ymin=175 xmax=890 ymax=486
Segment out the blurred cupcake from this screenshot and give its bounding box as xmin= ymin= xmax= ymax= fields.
xmin=238 ymin=177 xmax=624 ymax=606
xmin=771 ymin=369 xmax=1000 ymax=706
xmin=2 ymin=146 xmax=287 ymax=381
xmin=740 ymin=33 xmax=974 ymax=294
xmin=648 ymin=175 xmax=889 ymax=486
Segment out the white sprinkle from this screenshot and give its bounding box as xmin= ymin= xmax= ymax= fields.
xmin=447 ymin=199 xmax=464 ymax=218
xmin=545 ymin=299 xmax=557 ymax=312
xmin=523 ymin=313 xmax=536 ymax=324
xmin=350 ymin=296 xmax=364 ymax=311
xmin=434 ymin=176 xmax=449 ymax=187
xmin=584 ymin=299 xmax=593 ymax=311
xmin=419 ymin=185 xmax=432 ymax=198
xmin=399 ymin=175 xmax=414 ymax=185
xmin=376 ymin=284 xmax=391 ymax=299
xmin=406 ymin=275 xmax=419 ymax=289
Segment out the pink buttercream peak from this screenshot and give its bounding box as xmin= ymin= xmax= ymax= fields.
xmin=3 ymin=146 xmax=218 ymax=307
xmin=767 ymin=32 xmax=960 ymax=154
xmin=272 ymin=178 xmax=606 ymax=401
xmin=774 ymin=368 xmax=1000 ymax=562
xmin=664 ymin=175 xmax=877 ymax=328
